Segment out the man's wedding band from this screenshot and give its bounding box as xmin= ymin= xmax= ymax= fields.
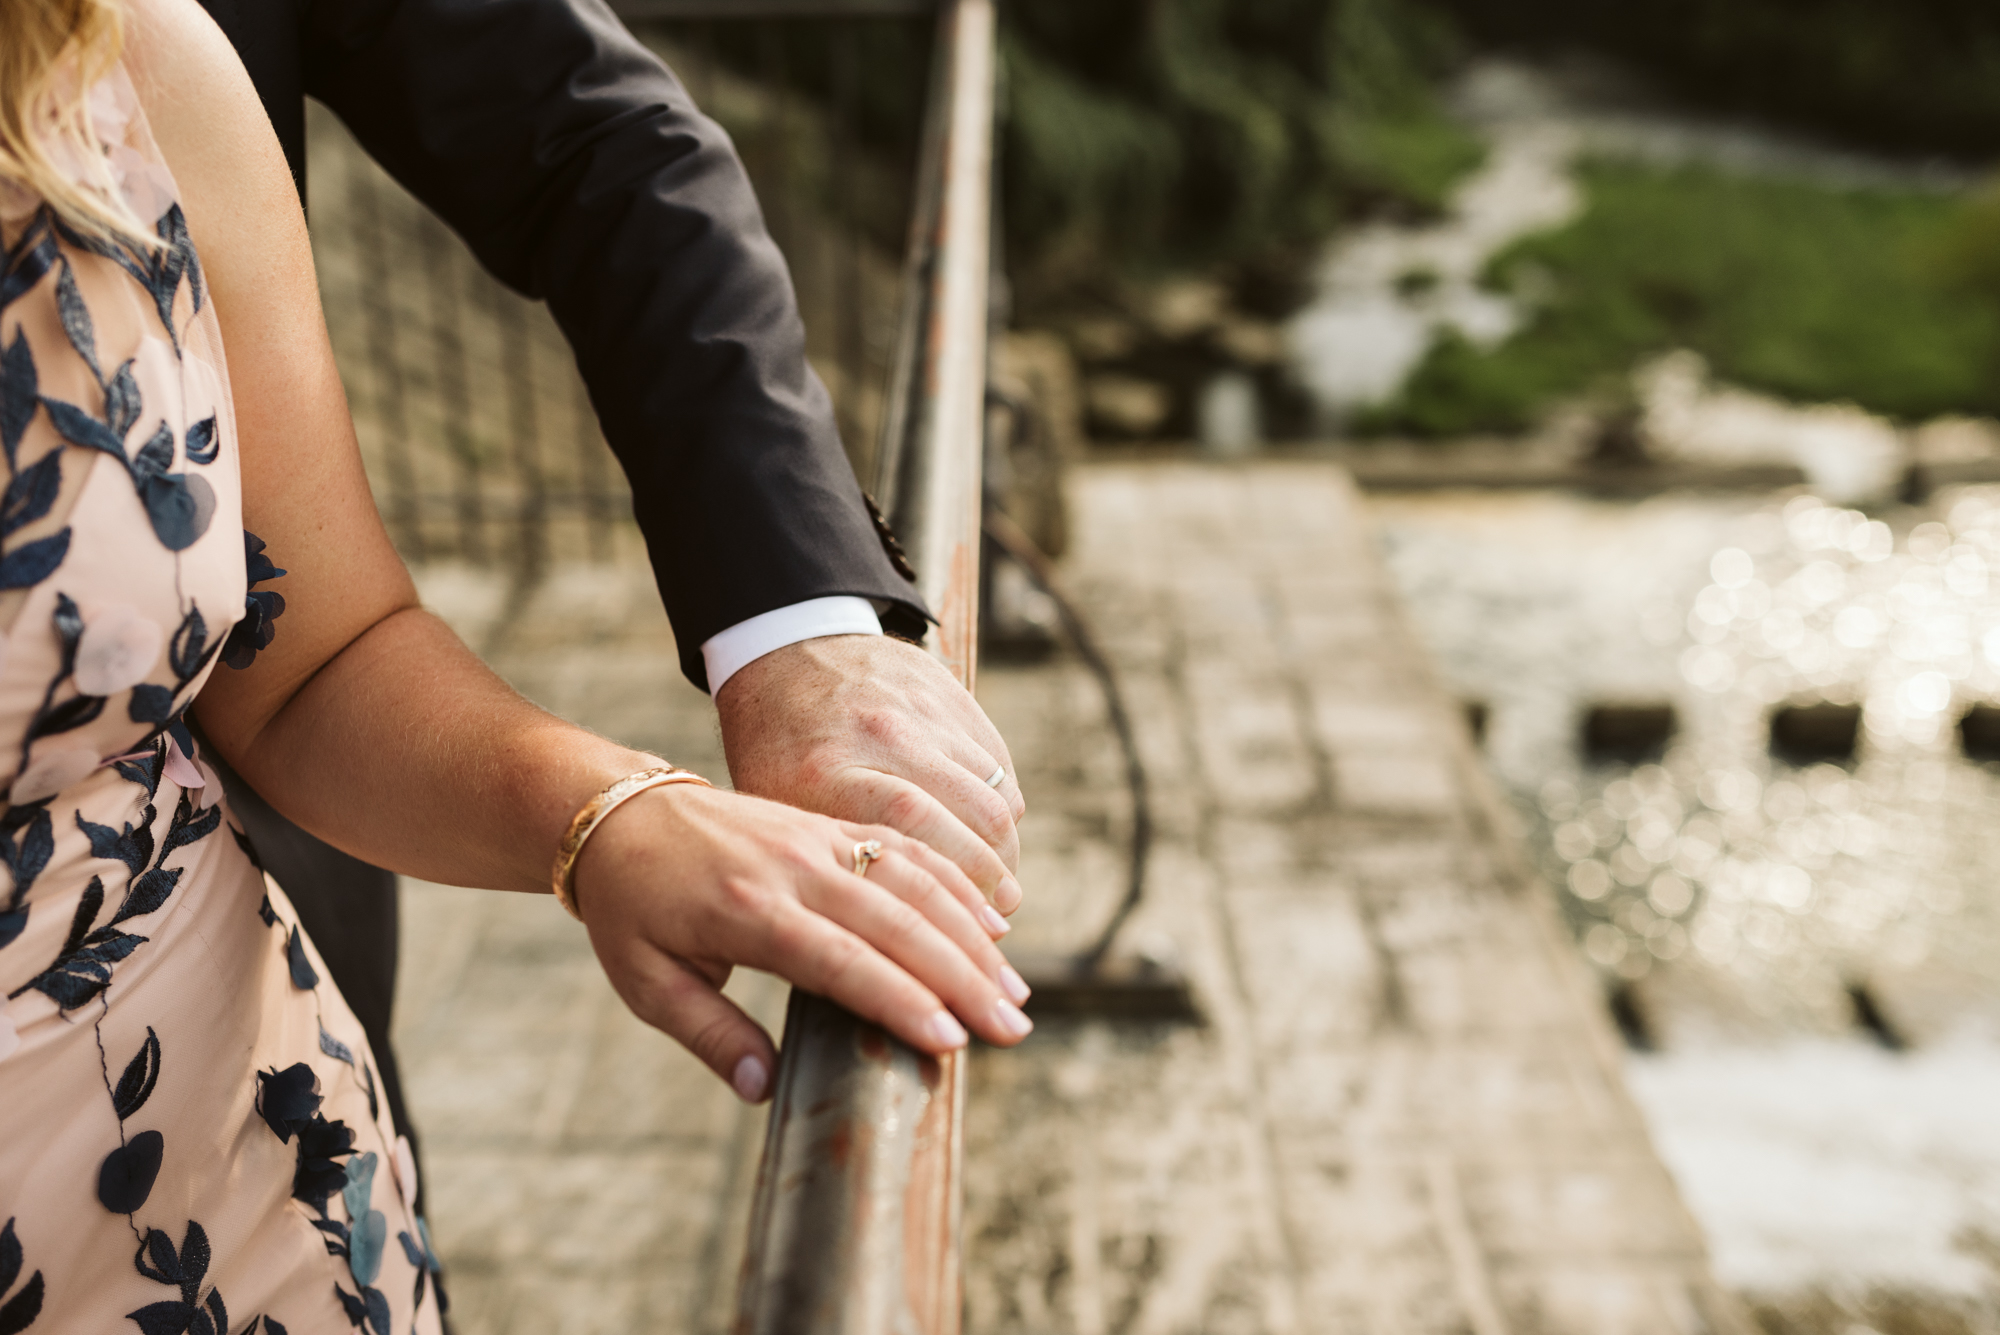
xmin=985 ymin=765 xmax=1006 ymax=789
xmin=852 ymin=839 xmax=884 ymax=877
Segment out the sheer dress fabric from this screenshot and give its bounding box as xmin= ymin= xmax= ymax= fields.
xmin=0 ymin=70 xmax=442 ymax=1335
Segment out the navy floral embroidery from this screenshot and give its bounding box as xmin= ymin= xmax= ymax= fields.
xmin=96 ymin=1027 xmax=165 ymax=1214
xmin=398 ymin=1226 xmax=444 ymax=1317
xmin=319 ymin=1024 xmax=356 ymax=1067
xmin=9 ymin=782 xmax=222 ymax=1011
xmin=0 ymin=1218 xmax=45 ymax=1333
xmin=0 ymin=213 xmax=59 ymax=319
xmin=129 ymin=606 xmax=225 ymax=742
xmin=0 ymin=206 xmax=226 ymax=582
xmin=221 ymin=533 xmax=285 ymax=670
xmin=255 ymin=1063 xmax=323 ymax=1142
xmin=34 ymin=235 xmax=216 ymax=553
xmin=285 ymin=928 xmax=318 ymax=990
xmin=9 ymin=593 xmax=221 ymax=812
xmin=252 ymin=1046 xmax=403 ymax=1332
xmin=128 ymin=1220 xmax=227 ymax=1335
xmin=304 ymin=1022 xmax=384 ymax=1126
xmin=0 ymin=805 xmax=52 ymax=955
xmin=111 ymin=742 xmax=167 ymax=802
xmin=255 ymin=1063 xmax=357 ymax=1211
xmin=333 ymin=1281 xmax=391 ymax=1335
xmin=0 ymin=203 xmax=220 ymax=607
xmin=98 ymin=1129 xmax=165 ymax=1216
xmin=184 ymin=417 xmax=218 ymax=467
xmin=8 ymin=875 xmax=140 ymax=1012
xmin=112 ymin=1028 xmax=163 ymax=1120
xmin=0 ymin=125 xmax=428 ymax=1334
xmin=20 ymin=595 xmax=102 ymax=778
xmin=255 ymin=1060 xmax=400 ymax=1332
xmin=50 ymin=205 xmax=202 ymax=354
xmin=0 ymin=221 xmax=60 ymax=594
xmin=0 ymin=192 xmax=235 ymax=812
xmin=295 ymin=1117 xmax=359 ymax=1210
xmin=0 ymin=330 xmax=69 ymax=593
xmin=0 ymin=327 xmax=40 ymax=463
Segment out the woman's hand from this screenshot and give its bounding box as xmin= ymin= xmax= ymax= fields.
xmin=572 ymin=783 xmax=1034 ymax=1103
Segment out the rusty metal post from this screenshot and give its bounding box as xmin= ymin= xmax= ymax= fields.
xmin=734 ymin=0 xmax=994 ymax=1330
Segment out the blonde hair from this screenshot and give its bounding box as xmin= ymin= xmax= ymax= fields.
xmin=0 ymin=0 xmax=155 ymax=248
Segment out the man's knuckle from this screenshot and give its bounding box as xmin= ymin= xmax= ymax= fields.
xmin=974 ymin=795 xmax=1013 ymax=845
xmin=798 ymin=748 xmax=845 ymax=791
xmin=860 ymin=709 xmax=906 ymax=749
xmin=881 ymin=788 xmax=931 ymax=832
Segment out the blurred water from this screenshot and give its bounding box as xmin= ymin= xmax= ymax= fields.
xmin=1374 ymin=487 xmax=2000 ymax=1299
xmin=1627 ymin=1038 xmax=2000 ymax=1296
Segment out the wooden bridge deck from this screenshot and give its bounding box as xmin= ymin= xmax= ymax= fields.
xmin=391 ymin=460 xmax=1749 ymax=1334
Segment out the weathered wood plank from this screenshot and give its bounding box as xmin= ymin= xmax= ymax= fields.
xmin=969 ymin=461 xmax=1752 ymax=1335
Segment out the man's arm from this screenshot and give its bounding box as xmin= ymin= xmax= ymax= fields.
xmin=298 ymin=0 xmax=925 ymax=686
xmin=282 ymin=0 xmax=1026 ymax=897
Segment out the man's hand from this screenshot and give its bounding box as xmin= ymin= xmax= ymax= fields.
xmin=576 ymin=783 xmax=1034 ymax=1103
xmin=716 ymin=634 xmax=1025 ymax=918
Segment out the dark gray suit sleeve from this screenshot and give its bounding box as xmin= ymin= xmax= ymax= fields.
xmin=299 ymin=0 xmax=928 ymax=689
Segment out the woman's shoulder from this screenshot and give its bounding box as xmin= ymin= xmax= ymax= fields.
xmin=120 ymin=0 xmax=302 ymax=262
xmin=121 ymin=0 xmax=260 ymax=110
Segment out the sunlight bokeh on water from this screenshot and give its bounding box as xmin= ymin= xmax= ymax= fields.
xmin=1377 ymin=487 xmax=2000 ymax=1297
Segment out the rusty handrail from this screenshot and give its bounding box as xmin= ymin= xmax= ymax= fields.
xmin=732 ymin=1 xmax=995 ymax=1331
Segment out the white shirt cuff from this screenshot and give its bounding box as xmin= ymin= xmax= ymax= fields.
xmin=701 ymin=596 xmax=883 ymax=694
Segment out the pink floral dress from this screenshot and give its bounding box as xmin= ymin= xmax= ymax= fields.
xmin=0 ymin=71 xmax=443 ymax=1335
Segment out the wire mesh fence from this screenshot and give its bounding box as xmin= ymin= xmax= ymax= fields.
xmin=305 ymin=11 xmax=930 ymax=575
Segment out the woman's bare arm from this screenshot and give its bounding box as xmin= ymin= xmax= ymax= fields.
xmin=122 ymin=0 xmax=607 ymax=893
xmin=120 ymin=0 xmax=1032 ymax=1091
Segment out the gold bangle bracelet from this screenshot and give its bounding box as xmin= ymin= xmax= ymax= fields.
xmin=551 ymin=763 xmax=713 ymax=921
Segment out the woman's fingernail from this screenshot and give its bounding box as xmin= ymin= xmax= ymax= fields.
xmin=927 ymin=1011 xmax=969 ymax=1049
xmin=731 ymin=1054 xmax=769 ymax=1103
xmin=999 ymin=964 xmax=1031 ymax=1005
xmin=979 ymin=904 xmax=1011 ymax=937
xmin=997 ymin=877 xmax=1023 ymax=912
xmin=994 ymin=998 xmax=1034 ymax=1040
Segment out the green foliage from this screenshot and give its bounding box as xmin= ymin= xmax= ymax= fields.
xmin=1929 ymin=178 xmax=2000 ymax=300
xmin=1001 ymin=0 xmax=1482 ymax=292
xmin=1435 ymin=0 xmax=2000 ymax=160
xmin=1363 ymin=162 xmax=2000 ymax=437
xmin=672 ymin=2 xmax=1482 ymax=301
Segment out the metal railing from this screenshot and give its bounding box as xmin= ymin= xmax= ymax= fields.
xmin=731 ymin=2 xmax=994 ymax=1329
xmin=313 ymin=2 xmax=995 ymax=1321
